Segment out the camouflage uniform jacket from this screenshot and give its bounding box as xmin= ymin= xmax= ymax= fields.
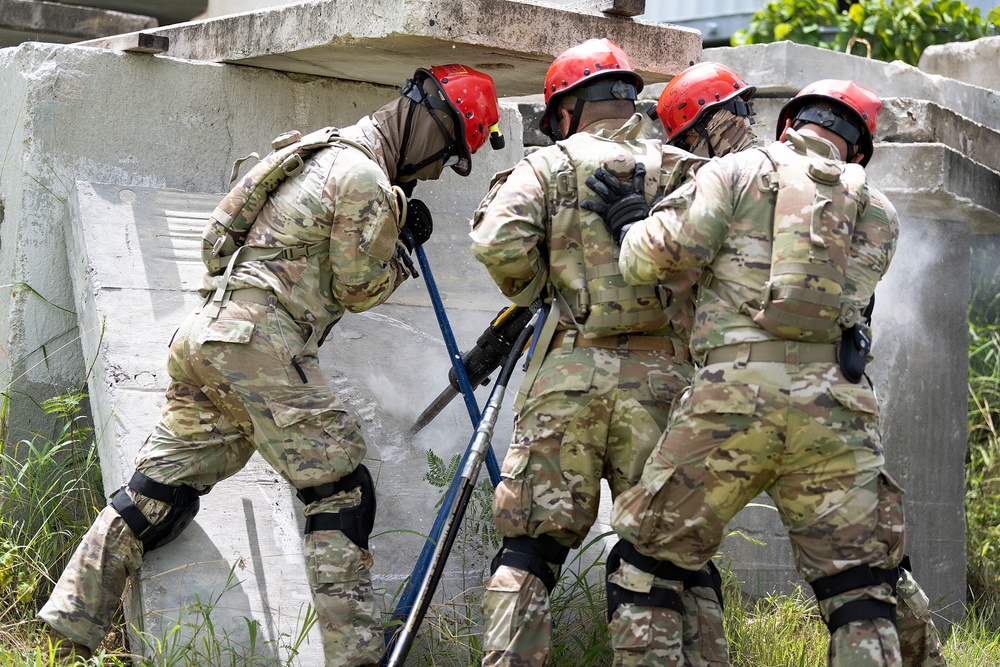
xmin=202 ymin=117 xmax=406 ymax=341
xmin=618 ymin=130 xmax=899 ymax=359
xmin=470 ymin=114 xmax=704 ymax=346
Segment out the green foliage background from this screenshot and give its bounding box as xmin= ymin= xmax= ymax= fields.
xmin=733 ymin=0 xmax=1000 ymax=66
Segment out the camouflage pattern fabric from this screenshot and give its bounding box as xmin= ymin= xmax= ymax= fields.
xmin=686 ymin=115 xmax=945 ymax=667
xmin=607 ymin=561 xmax=727 ymax=667
xmin=896 ymin=568 xmax=947 ymax=666
xmin=471 ymin=115 xmax=726 ymax=667
xmin=683 ymin=108 xmax=760 ymax=159
xmin=612 ymin=130 xmax=906 ymax=666
xmin=750 ymin=141 xmax=863 ymax=342
xmin=39 ymin=122 xmax=405 ymax=666
xmin=620 ymin=130 xmax=897 ymax=362
xmin=203 ymin=117 xmax=406 ymax=329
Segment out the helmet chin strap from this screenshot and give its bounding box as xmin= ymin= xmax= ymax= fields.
xmin=545 ymin=97 xmax=585 ymax=142
xmin=546 ymin=80 xmax=638 ymax=142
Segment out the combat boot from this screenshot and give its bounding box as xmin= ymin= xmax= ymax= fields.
xmin=46 ymin=627 xmax=92 ymax=661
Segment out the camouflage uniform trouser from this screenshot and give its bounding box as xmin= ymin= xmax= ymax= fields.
xmin=612 ymin=355 xmax=906 ymax=667
xmin=482 ymin=338 xmax=727 ymax=667
xmin=896 ymin=567 xmax=947 ymax=666
xmin=38 ymin=297 xmax=382 ymax=667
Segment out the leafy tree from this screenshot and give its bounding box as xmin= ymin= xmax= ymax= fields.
xmin=732 ymin=0 xmax=843 ymax=47
xmin=733 ymin=0 xmax=997 ymax=66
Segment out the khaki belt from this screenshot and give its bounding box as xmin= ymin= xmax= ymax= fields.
xmin=224 ymin=287 xmax=274 ymax=306
xmin=551 ymin=330 xmax=679 ymax=356
xmin=704 ymin=340 xmax=837 ymax=365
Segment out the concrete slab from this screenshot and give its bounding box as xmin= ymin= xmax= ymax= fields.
xmin=878 ymin=98 xmax=1000 ymax=177
xmin=77 ymin=0 xmax=703 ymax=96
xmin=65 ymin=154 xmax=538 ymax=659
xmin=703 ymin=42 xmax=1000 ymax=136
xmin=70 ymin=0 xmax=207 ymax=25
xmin=0 ymin=0 xmax=156 ymax=47
xmin=920 ymin=35 xmax=1000 ymax=91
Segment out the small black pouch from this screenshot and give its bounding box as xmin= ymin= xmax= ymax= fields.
xmin=840 ymin=323 xmax=871 ymax=384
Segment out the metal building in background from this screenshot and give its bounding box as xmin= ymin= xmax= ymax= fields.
xmin=640 ymin=0 xmax=766 ymax=46
xmin=552 ymin=0 xmax=998 ymax=47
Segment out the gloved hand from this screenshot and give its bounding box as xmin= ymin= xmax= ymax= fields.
xmin=400 ymin=198 xmax=434 ymax=252
xmin=581 ymin=163 xmax=650 ymax=245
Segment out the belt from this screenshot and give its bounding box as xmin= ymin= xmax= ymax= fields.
xmin=224 ymin=287 xmax=274 ymax=306
xmin=551 ymin=330 xmax=679 ymax=356
xmin=704 ymin=340 xmax=838 ymax=365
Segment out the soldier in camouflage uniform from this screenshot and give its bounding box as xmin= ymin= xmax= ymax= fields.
xmin=651 ymin=64 xmax=947 ymax=667
xmin=470 ymin=40 xmax=729 ymax=667
xmin=38 ymin=64 xmax=503 ymax=666
xmin=587 ymin=80 xmax=911 ymax=666
xmin=653 ymin=61 xmax=759 ymax=161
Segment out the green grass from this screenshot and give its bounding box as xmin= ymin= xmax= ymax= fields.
xmin=966 ymin=323 xmax=1000 ymax=624
xmin=4 ymin=317 xmax=1000 ymax=664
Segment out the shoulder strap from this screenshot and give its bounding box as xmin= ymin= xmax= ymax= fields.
xmin=203 ymin=127 xmax=376 ymax=274
xmin=201 ymin=127 xmax=379 ymax=316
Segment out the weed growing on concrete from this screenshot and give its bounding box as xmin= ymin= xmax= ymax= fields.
xmin=0 ymin=390 xmax=133 ymax=663
xmin=131 ymin=563 xmax=317 ymax=665
xmin=0 ymin=389 xmax=319 ymax=665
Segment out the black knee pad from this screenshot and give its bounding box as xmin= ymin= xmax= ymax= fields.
xmin=489 ymin=535 xmax=571 ymax=594
xmin=810 ymin=563 xmax=898 ymax=633
xmin=298 ymin=464 xmax=376 ymax=550
xmin=605 ymin=539 xmax=691 ymax=622
xmin=109 ymin=471 xmax=202 ymax=552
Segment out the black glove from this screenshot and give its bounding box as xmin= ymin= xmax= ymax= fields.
xmin=400 ymin=198 xmax=433 ymax=252
xmin=581 ymin=163 xmax=650 ymax=245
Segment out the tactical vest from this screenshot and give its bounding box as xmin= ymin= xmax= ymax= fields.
xmin=527 ymin=133 xmax=675 ymax=338
xmin=202 ymin=127 xmax=379 ymax=278
xmin=750 ymin=141 xmax=867 ymax=343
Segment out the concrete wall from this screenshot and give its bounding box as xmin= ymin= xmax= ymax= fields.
xmin=919 ymin=35 xmax=1000 ymax=91
xmin=0 ymin=41 xmax=393 ymax=444
xmin=0 ymin=45 xmax=89 ymax=443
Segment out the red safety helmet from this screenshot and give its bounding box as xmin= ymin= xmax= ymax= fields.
xmin=655 ymin=62 xmax=756 ymax=145
xmin=404 ymin=64 xmax=504 ymax=177
xmin=776 ymin=79 xmax=882 ymax=166
xmin=540 ymin=38 xmax=644 ymax=140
